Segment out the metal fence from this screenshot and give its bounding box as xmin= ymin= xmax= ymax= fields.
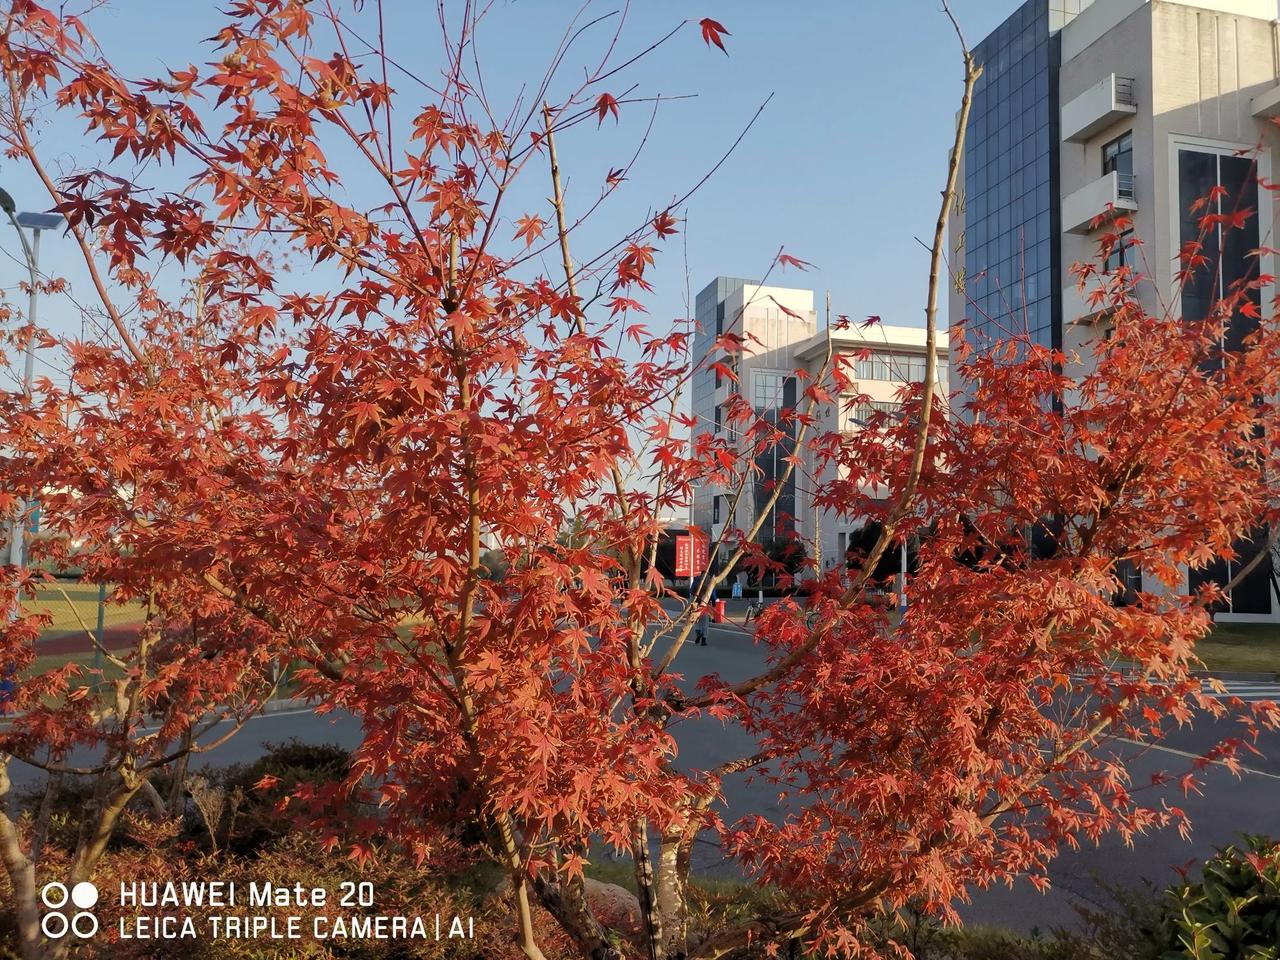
xmin=24 ymin=581 xmax=144 ymax=658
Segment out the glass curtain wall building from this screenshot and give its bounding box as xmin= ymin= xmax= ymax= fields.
xmin=961 ymin=0 xmax=1091 ymax=352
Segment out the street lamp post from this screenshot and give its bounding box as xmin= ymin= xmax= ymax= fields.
xmin=1 ymin=188 xmax=63 ymax=575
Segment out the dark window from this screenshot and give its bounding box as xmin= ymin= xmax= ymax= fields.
xmin=1220 ymin=154 xmax=1261 ymax=352
xmin=1177 ymin=149 xmax=1260 ymax=337
xmin=1103 ymin=228 xmax=1134 ymax=274
xmin=1102 ymin=131 xmax=1133 ymax=179
xmin=1113 ymin=558 xmax=1143 ymax=606
xmin=713 ymin=495 xmax=721 ymax=525
xmin=1190 ymin=529 xmax=1274 ymax=616
xmin=753 ymin=374 xmax=798 ymax=541
xmin=1178 ymin=149 xmax=1221 ymax=324
xmin=1231 ymin=530 xmax=1274 ymax=615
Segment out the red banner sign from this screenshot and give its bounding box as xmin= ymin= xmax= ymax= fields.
xmin=675 ymin=533 xmax=708 ymax=579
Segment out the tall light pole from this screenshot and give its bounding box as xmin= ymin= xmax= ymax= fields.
xmin=1 ymin=187 xmax=63 ymax=575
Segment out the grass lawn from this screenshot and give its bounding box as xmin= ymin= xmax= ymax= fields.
xmin=15 ymin=649 xmax=300 ymax=711
xmin=29 ymin=649 xmax=121 ymax=680
xmin=1196 ymin=621 xmax=1280 ymax=676
xmin=23 ymin=580 xmax=143 ymax=643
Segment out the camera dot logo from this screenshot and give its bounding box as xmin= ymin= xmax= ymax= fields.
xmin=40 ymin=881 xmax=99 ymax=940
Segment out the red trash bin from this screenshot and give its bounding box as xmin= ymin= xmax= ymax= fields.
xmin=713 ymin=599 xmax=726 ymax=624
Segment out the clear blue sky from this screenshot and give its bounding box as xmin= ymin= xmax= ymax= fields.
xmin=0 ymin=0 xmax=1025 ymax=367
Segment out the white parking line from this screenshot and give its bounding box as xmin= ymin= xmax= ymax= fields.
xmin=1068 ymin=674 xmax=1280 ymax=702
xmin=1116 ymin=737 xmax=1280 ymax=781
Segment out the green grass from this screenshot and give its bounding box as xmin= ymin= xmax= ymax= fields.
xmin=1197 ymin=621 xmax=1280 ymax=676
xmin=20 ymin=650 xmax=301 ymax=708
xmin=23 ymin=581 xmax=143 ymax=641
xmin=29 ymin=649 xmax=122 ymax=680
xmin=583 ymin=850 xmax=774 ymax=902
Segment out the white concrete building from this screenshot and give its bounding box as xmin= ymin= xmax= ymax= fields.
xmin=690 ymin=278 xmax=949 ymax=573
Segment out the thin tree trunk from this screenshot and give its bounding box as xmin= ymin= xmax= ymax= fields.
xmin=632 ymin=818 xmax=664 ymax=959
xmin=167 ymin=728 xmax=194 ymax=816
xmin=655 ymin=833 xmax=688 ymax=958
xmin=0 ymin=761 xmax=42 ymax=960
xmin=31 ymin=770 xmax=62 ymax=861
xmin=532 ymin=873 xmax=626 ymax=960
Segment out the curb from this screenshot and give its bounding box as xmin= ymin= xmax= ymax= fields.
xmin=0 ymin=694 xmax=320 ymax=729
xmin=1190 ymin=669 xmax=1280 ymax=683
xmin=259 ymin=695 xmax=318 ymax=714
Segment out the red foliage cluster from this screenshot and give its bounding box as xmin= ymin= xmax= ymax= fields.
xmin=0 ymin=3 xmax=1275 ymax=959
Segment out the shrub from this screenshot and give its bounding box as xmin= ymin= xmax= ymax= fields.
xmin=1151 ymin=835 xmax=1280 ymax=959
xmin=212 ymin=740 xmax=352 ymax=853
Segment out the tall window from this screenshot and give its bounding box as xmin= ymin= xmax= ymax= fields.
xmin=1178 ymin=146 xmax=1268 ymax=615
xmin=1103 ymin=228 xmax=1134 ymax=274
xmin=1177 ymin=147 xmax=1260 ymax=346
xmin=963 ymin=3 xmax=1059 ymax=349
xmin=753 ymin=371 xmax=792 ymax=411
xmin=751 ymin=370 xmax=798 ymax=541
xmin=1102 ymin=131 xmax=1133 ymax=179
xmin=713 ymin=495 xmax=721 ymax=524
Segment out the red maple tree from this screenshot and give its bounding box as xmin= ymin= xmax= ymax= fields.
xmin=0 ymin=3 xmax=1277 ymax=960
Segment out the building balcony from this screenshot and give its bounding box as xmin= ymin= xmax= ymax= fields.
xmin=1062 ymin=74 xmax=1137 ymax=143
xmin=1252 ymin=84 xmax=1280 ymax=119
xmin=1062 ymin=280 xmax=1110 ymax=325
xmin=1062 ymin=171 xmax=1137 ymax=234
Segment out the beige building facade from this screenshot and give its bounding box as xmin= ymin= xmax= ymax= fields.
xmin=691 ymin=278 xmax=949 ymax=574
xmin=1060 ymin=0 xmax=1280 ymax=623
xmin=949 ymin=0 xmax=1280 ymax=623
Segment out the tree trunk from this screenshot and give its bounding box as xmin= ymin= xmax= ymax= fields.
xmin=655 ymin=833 xmax=689 ymax=958
xmin=632 ymin=818 xmax=664 ymax=959
xmin=69 ymin=773 xmax=139 ymax=884
xmin=167 ymin=729 xmax=194 ymax=816
xmin=0 ymin=761 xmax=43 ymax=960
xmin=531 ymin=873 xmax=626 ymax=960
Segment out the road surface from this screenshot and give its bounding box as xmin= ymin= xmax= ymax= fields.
xmin=6 ymin=608 xmax=1277 ymax=933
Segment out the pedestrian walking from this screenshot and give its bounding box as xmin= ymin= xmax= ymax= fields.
xmin=695 ymin=613 xmax=709 ymax=645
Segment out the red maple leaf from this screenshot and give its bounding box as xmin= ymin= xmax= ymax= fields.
xmin=778 ymin=251 xmax=812 ymax=271
xmin=699 ymin=18 xmax=730 ymax=54
xmin=652 ymin=210 xmax=678 ymax=237
xmin=595 ymin=92 xmax=620 ymax=126
xmin=514 ymin=214 xmax=545 ymax=248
